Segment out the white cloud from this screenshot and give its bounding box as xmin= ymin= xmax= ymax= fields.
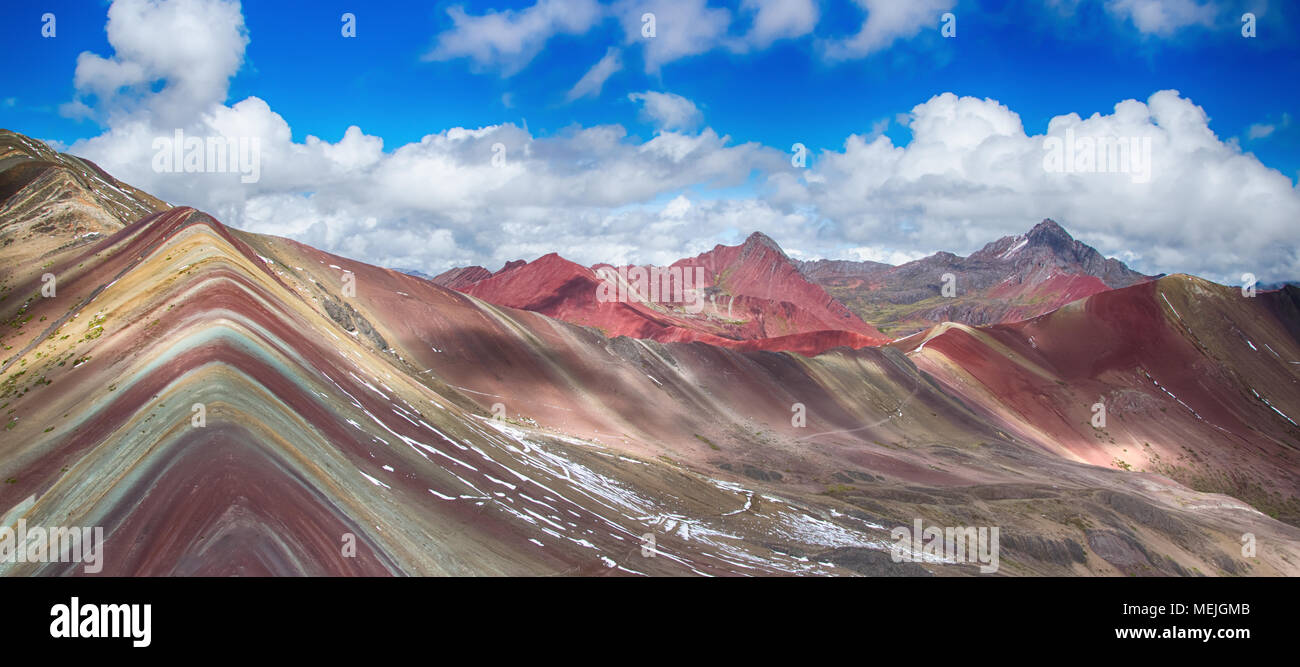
xmin=59 ymin=99 xmax=94 ymax=120
xmin=1247 ymin=123 xmax=1275 ymax=139
xmin=738 ymin=0 xmax=819 ymax=49
xmin=566 ymin=47 xmax=623 ymax=101
xmin=612 ymin=0 xmax=820 ymax=69
xmin=1104 ymin=0 xmax=1220 ymax=35
xmin=782 ymin=89 xmax=1300 ymax=283
xmin=844 ymin=246 xmax=928 ymax=265
xmin=661 ymin=193 xmax=692 ymax=218
xmin=1246 ymin=113 xmax=1290 ymax=141
xmin=822 ymin=0 xmax=955 ymax=61
xmin=423 ymin=0 xmax=605 ymax=74
xmin=67 ymin=0 xmax=248 ymax=125
xmin=617 ymin=0 xmax=732 ymax=73
xmin=628 ymin=91 xmax=702 ymax=130
xmin=71 ymin=80 xmax=779 ymax=272
xmin=420 ymin=0 xmax=908 ymax=75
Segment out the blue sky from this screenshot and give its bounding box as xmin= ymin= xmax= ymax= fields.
xmin=1 ymin=0 xmax=1297 ymax=281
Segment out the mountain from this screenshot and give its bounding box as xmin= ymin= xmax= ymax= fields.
xmin=968 ymin=219 xmax=1149 ymax=288
xmin=443 ymin=221 xmax=1151 ymax=345
xmin=450 ymin=233 xmax=889 ymax=355
xmin=672 ymin=231 xmax=881 ymax=336
xmin=896 ymin=275 xmax=1300 ymax=527
xmin=804 ymin=219 xmax=1155 ymax=336
xmin=3 ymin=129 xmax=1299 ymax=576
xmin=798 ymin=258 xmax=893 ymax=283
xmin=429 ymin=265 xmax=491 ymax=289
xmin=0 ymin=130 xmax=167 ymax=269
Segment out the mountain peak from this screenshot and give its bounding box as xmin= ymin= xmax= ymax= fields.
xmin=1026 ymin=218 xmax=1072 ymax=245
xmin=737 ymin=231 xmax=792 ymax=264
xmin=742 ymin=231 xmax=784 ymax=251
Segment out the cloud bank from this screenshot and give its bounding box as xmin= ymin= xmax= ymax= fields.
xmin=60 ymin=0 xmax=1300 ymax=285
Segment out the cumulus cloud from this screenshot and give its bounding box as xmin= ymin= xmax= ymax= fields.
xmin=69 ymin=13 xmax=781 ymax=273
xmin=628 ymin=91 xmax=702 ymax=130
xmin=66 ymin=0 xmax=248 ymax=125
xmin=822 ymin=0 xmax=955 ymax=61
xmin=60 ymin=0 xmax=1300 ymax=285
xmin=782 ymin=90 xmax=1300 ymax=283
xmin=566 ymin=47 xmax=623 ymax=101
xmin=423 ymin=0 xmax=605 ymax=74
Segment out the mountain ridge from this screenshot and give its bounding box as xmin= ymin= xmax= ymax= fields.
xmin=3 ymin=128 xmax=1298 ymax=577
xmin=430 ymin=218 xmax=1153 ymax=342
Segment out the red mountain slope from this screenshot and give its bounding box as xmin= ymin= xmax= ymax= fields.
xmin=672 ymin=232 xmax=879 ymax=337
xmin=901 ymin=276 xmax=1300 ymax=524
xmin=455 ymin=236 xmax=888 ymax=354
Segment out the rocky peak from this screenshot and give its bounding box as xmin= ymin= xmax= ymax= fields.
xmin=1023 ymin=218 xmax=1084 ymax=258
xmin=739 ymin=231 xmax=789 ymax=260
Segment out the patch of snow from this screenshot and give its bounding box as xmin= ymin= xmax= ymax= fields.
xmin=358 ymin=470 xmax=391 ymax=489
xmin=1160 ymin=292 xmax=1181 ymax=321
xmin=999 ymin=236 xmax=1028 ymax=259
